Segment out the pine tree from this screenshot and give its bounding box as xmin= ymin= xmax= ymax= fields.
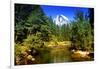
xmin=71 ymin=9 xmax=93 ymax=51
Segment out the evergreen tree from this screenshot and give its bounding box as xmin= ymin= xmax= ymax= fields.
xmin=71 ymin=9 xmax=93 ymax=51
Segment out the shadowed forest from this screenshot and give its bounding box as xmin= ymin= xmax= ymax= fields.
xmin=15 ymin=4 xmax=94 ymax=65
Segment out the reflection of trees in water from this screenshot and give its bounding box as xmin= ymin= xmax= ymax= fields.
xmin=15 ymin=44 xmax=93 ymax=65
xmin=50 ymin=45 xmax=72 ymax=63
xmin=50 ymin=45 xmax=93 ymax=63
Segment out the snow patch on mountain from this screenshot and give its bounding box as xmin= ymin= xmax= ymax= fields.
xmin=53 ymin=15 xmax=69 ymax=26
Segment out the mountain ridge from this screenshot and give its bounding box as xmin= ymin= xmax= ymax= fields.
xmin=53 ymin=14 xmax=69 ymax=26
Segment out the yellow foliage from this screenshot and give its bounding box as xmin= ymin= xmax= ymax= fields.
xmin=15 ymin=43 xmax=29 ymax=56
xmin=47 ymin=41 xmax=71 ymax=47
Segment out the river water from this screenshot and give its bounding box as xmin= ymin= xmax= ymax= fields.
xmin=50 ymin=45 xmax=72 ymax=63
xmin=49 ymin=45 xmax=93 ymax=63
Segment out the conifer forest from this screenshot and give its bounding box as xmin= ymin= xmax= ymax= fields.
xmin=15 ymin=4 xmax=94 ymax=65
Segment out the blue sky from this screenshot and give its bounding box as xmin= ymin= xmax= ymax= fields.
xmin=41 ymin=5 xmax=89 ymax=21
